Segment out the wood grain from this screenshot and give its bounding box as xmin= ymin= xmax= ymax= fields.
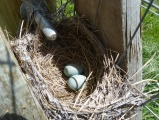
xmin=0 ymin=0 xmax=21 ymax=37
xmin=75 ymin=0 xmax=142 ymax=83
xmin=0 ymin=28 xmax=47 ymax=120
xmin=76 ymin=0 xmax=142 ymax=119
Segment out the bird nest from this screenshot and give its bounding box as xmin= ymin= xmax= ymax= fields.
xmin=11 ymin=17 xmax=143 ymax=119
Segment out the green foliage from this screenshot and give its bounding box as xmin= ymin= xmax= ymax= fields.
xmin=142 ymin=3 xmax=159 ymax=85
xmin=142 ymin=0 xmax=159 ymax=119
xmin=143 ymin=102 xmax=159 ymax=120
xmin=56 ymin=0 xmax=74 ymax=18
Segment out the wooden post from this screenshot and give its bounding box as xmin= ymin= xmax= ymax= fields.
xmin=46 ymin=0 xmax=56 ymax=13
xmin=0 ymin=0 xmax=21 ymax=36
xmin=0 ymin=29 xmax=47 ymax=119
xmin=76 ymin=0 xmax=142 ymax=119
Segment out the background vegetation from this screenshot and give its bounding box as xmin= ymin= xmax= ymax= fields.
xmin=142 ymin=0 xmax=159 ymax=119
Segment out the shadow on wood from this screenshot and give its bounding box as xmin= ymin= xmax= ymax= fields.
xmin=2 ymin=46 xmax=17 ymax=113
xmin=0 ymin=113 xmax=27 ymax=120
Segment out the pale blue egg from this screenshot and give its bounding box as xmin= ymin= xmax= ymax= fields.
xmin=64 ymin=63 xmax=83 ymax=77
xmin=67 ymin=75 xmax=86 ymax=90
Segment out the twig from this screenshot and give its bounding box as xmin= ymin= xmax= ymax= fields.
xmin=73 ymin=71 xmax=93 ymax=107
xmin=140 ymin=92 xmax=159 ymax=106
xmin=19 ymin=20 xmax=24 ymax=38
xmin=128 ymin=53 xmax=156 ymax=81
xmin=89 ymin=113 xmax=95 ymax=120
xmin=145 ymin=88 xmax=159 ymax=94
xmin=132 ymin=79 xmax=157 ymax=86
xmin=78 ymin=97 xmax=90 ymax=111
xmin=125 ymin=113 xmax=138 ymax=120
xmin=119 ymin=105 xmax=136 ymax=120
xmin=0 ymin=110 xmax=9 ymax=119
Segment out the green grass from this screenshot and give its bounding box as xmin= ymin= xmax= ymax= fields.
xmin=142 ymin=0 xmax=159 ymax=119
xmin=56 ymin=0 xmax=74 ymax=18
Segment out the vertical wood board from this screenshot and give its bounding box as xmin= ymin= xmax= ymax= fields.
xmin=0 ymin=28 xmax=47 ymax=120
xmin=0 ymin=0 xmax=21 ymax=37
xmin=75 ymin=0 xmax=124 ymax=53
xmin=123 ymin=0 xmax=142 ymax=84
xmin=76 ymin=0 xmax=142 ymax=119
xmin=122 ymin=0 xmax=142 ymax=118
xmin=75 ymin=0 xmax=142 ymax=84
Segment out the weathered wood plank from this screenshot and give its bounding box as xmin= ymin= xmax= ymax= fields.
xmin=124 ymin=0 xmax=142 ymax=85
xmin=76 ymin=0 xmax=142 ymax=119
xmin=0 ymin=0 xmax=21 ymax=37
xmin=0 ymin=28 xmax=47 ymax=120
xmin=75 ymin=0 xmax=123 ymax=52
xmin=46 ymin=0 xmax=56 ymax=13
xmin=123 ymin=0 xmax=142 ymax=118
xmin=75 ymin=0 xmax=142 ymax=85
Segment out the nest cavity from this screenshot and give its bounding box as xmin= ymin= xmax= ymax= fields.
xmin=11 ymin=17 xmax=143 ymax=119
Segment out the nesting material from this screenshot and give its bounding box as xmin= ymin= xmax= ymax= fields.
xmin=11 ymin=17 xmax=143 ymax=119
